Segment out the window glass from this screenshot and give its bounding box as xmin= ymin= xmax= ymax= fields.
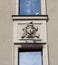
xmin=19 ymin=51 xmax=42 ymax=65
xmin=19 ymin=0 xmax=41 ymax=15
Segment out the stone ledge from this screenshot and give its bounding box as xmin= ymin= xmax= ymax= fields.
xmin=12 ymin=15 xmax=49 ymax=21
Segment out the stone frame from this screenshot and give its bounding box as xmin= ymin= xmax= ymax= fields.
xmin=13 ymin=19 xmax=47 ymax=43
xmin=13 ymin=44 xmax=48 ymax=65
xmin=13 ymin=0 xmax=47 ymax=15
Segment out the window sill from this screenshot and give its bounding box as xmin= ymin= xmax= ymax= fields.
xmin=12 ymin=15 xmax=49 ymax=21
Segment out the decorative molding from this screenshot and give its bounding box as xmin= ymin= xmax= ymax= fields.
xmin=12 ymin=15 xmax=48 ymax=20
xmin=13 ymin=20 xmax=47 ymax=43
xmin=13 ymin=44 xmax=48 ymax=65
xmin=12 ymin=15 xmax=48 ymax=17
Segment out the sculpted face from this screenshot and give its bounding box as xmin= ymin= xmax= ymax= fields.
xmin=26 ymin=25 xmax=34 ymax=35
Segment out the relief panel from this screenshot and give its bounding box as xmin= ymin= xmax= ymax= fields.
xmin=13 ymin=20 xmax=47 ymax=43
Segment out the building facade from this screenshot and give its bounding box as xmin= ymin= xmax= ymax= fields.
xmin=0 ymin=0 xmax=58 ymax=65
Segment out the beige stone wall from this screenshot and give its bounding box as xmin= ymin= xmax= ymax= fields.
xmin=0 ymin=0 xmax=58 ymax=65
xmin=47 ymin=0 xmax=58 ymax=65
xmin=0 ymin=0 xmax=13 ymax=65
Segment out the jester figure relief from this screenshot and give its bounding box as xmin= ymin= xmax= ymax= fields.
xmin=21 ymin=22 xmax=40 ymax=38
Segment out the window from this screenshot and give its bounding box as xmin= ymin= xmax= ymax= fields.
xmin=18 ymin=48 xmax=42 ymax=65
xmin=13 ymin=44 xmax=48 ymax=65
xmin=13 ymin=0 xmax=46 ymax=15
xmin=19 ymin=0 xmax=41 ymax=15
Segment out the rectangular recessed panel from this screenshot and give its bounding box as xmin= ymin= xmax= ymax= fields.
xmin=19 ymin=51 xmax=42 ymax=65
xmin=13 ymin=20 xmax=47 ymax=43
xmin=19 ymin=0 xmax=41 ymax=15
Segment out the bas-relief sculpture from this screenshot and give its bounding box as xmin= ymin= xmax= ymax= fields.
xmin=21 ymin=22 xmax=40 ymax=39
xmin=14 ymin=20 xmax=47 ymax=43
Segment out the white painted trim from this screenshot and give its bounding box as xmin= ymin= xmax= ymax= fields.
xmin=43 ymin=44 xmax=48 ymax=65
xmin=13 ymin=16 xmax=48 ymax=20
xmin=41 ymin=0 xmax=46 ymax=15
xmin=16 ymin=0 xmax=19 ymax=15
xmin=12 ymin=0 xmax=17 ymax=15
xmin=13 ymin=0 xmax=18 ymax=15
xmin=13 ymin=21 xmax=18 ymax=42
xmin=14 ymin=45 xmax=22 ymax=65
xmin=13 ymin=44 xmax=48 ymax=65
